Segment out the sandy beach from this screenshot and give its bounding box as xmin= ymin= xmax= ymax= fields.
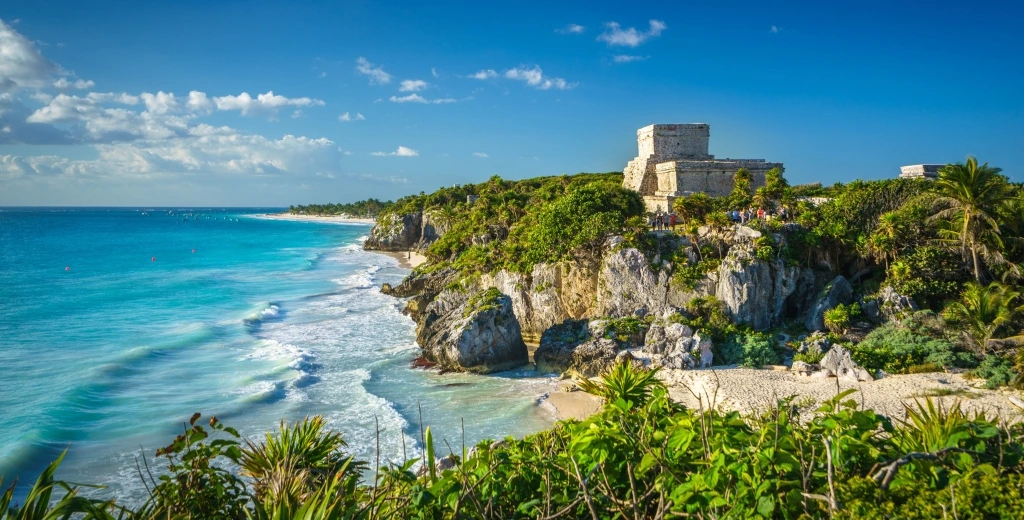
xmin=379 ymin=250 xmax=427 ymax=269
xmin=253 ymin=213 xmax=377 ymax=225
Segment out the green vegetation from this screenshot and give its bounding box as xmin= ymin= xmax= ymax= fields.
xmin=462 ymin=287 xmax=504 ymax=318
xmin=849 ymin=322 xmax=974 ymax=374
xmin=289 ymin=199 xmax=394 ymax=218
xmin=823 ymin=303 xmax=859 ymax=334
xmin=6 ymin=362 xmax=1023 ymax=519
xmin=717 ymin=331 xmax=779 ymax=367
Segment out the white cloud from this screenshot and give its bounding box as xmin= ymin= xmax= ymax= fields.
xmin=770 ymin=25 xmax=780 ymax=34
xmin=186 ymin=91 xmax=212 ymax=113
xmin=612 ymin=55 xmax=648 ymax=63
xmin=505 ymin=66 xmax=575 ymax=90
xmin=344 ymin=172 xmax=409 ymax=184
xmin=213 ymin=91 xmax=324 ymax=117
xmin=53 ymin=77 xmax=95 ymax=90
xmin=597 ymin=20 xmax=666 ymax=47
xmin=473 ymin=152 xmax=489 ymax=158
xmin=399 ymin=79 xmax=428 ymax=92
xmin=556 ymin=24 xmax=585 ymax=34
xmin=469 ymin=69 xmax=498 ymax=80
xmin=0 ymin=19 xmax=58 ymax=93
xmin=355 ymin=57 xmax=391 ymax=85
xmin=140 ymin=91 xmax=178 ymax=114
xmin=291 ymin=109 xmax=305 ymax=118
xmin=389 ymin=93 xmax=456 ymax=104
xmin=372 ymin=145 xmax=418 ymax=157
xmin=338 ymin=112 xmax=365 ymax=121
xmin=431 ymin=68 xmax=439 ymax=78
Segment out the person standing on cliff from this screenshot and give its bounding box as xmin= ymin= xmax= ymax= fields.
xmin=669 ymin=213 xmax=677 ymax=231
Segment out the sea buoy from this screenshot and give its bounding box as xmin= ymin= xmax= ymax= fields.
xmin=151 ymin=257 xmax=156 ymax=261
xmin=65 ymin=266 xmax=70 ymax=271
xmin=191 ymin=249 xmax=196 ymax=253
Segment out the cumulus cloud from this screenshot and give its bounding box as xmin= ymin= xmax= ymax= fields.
xmin=469 ymin=69 xmax=497 ymax=80
xmin=556 ymin=24 xmax=585 ymax=34
xmin=597 ymin=20 xmax=666 ymax=47
xmin=399 ymin=79 xmax=428 ymax=92
xmin=53 ymin=77 xmax=95 ymax=90
xmin=505 ymin=66 xmax=575 ymax=90
xmin=389 ymin=94 xmax=456 ymax=104
xmin=355 ymin=57 xmax=391 ymax=85
xmin=371 ymin=145 xmax=418 ymax=157
xmin=0 ymin=18 xmax=58 ymax=92
xmin=473 ymin=152 xmax=489 ymax=158
xmin=338 ymin=112 xmax=365 ymax=122
xmin=612 ymin=55 xmax=648 ymax=63
xmin=212 ymin=91 xmax=324 ymax=117
xmin=770 ymin=25 xmax=780 ymax=34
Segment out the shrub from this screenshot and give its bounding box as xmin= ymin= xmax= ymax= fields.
xmin=850 ymin=324 xmax=974 ymax=373
xmin=671 ymin=296 xmax=740 ymax=343
xmin=718 ymin=331 xmax=778 ymax=367
xmin=972 ymin=354 xmax=1018 ymax=388
xmin=824 ymin=304 xmax=854 ymax=334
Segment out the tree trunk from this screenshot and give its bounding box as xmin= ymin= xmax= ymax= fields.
xmin=971 ymin=236 xmax=982 ymax=282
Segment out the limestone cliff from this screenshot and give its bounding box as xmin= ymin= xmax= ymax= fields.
xmin=364 ymin=210 xmax=448 ymax=252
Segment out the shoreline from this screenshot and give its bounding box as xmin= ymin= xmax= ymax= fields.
xmin=377 ymin=250 xmax=427 ymax=269
xmin=252 ymin=212 xmax=377 ymax=225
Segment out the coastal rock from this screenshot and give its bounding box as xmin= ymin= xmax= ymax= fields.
xmin=818 ymin=345 xmax=873 ymax=382
xmin=535 ymin=320 xmax=620 ymax=376
xmin=365 ymin=212 xmax=423 ymax=251
xmin=596 ymin=246 xmax=671 ymax=318
xmin=804 ymin=276 xmax=854 ymax=331
xmin=416 ymin=288 xmax=528 ymax=374
xmin=791 ymin=360 xmax=819 ymax=376
xmin=644 ymin=323 xmax=712 ymax=369
xmin=715 ymin=240 xmax=816 ymax=330
xmin=797 ymin=332 xmax=831 ymax=358
xmin=643 ymin=322 xmax=694 ymax=355
xmin=868 ymin=286 xmax=919 ymax=323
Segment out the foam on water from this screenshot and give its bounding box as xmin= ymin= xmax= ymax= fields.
xmin=0 ymin=208 xmax=557 ymax=503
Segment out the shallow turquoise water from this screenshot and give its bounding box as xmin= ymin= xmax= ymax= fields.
xmin=0 ymin=208 xmax=555 ymax=501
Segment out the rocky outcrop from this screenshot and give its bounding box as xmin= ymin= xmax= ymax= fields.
xmin=818 ymin=345 xmax=873 ymax=382
xmin=416 ymin=288 xmax=528 ymax=373
xmin=365 ymin=210 xmax=449 ymax=252
xmin=597 ymin=238 xmax=673 ymax=317
xmin=795 ymin=332 xmax=831 ymax=359
xmin=534 ymin=320 xmax=622 ymax=376
xmin=862 ymin=286 xmax=919 ymax=324
xmin=716 ymin=239 xmax=816 ymax=330
xmin=804 ymin=276 xmax=854 ymax=331
xmin=644 ymin=322 xmax=713 ymax=369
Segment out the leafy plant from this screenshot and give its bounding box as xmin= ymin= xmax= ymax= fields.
xmin=717 ymin=331 xmax=778 ymax=367
xmin=576 ymin=361 xmax=662 ymax=405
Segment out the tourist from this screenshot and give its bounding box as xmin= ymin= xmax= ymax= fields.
xmin=669 ymin=213 xmax=677 ymax=231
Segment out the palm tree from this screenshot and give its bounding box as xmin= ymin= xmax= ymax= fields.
xmin=931 ymin=156 xmax=1012 ymax=282
xmin=944 ymin=282 xmax=1021 ymax=354
xmin=866 ymin=212 xmax=905 ymax=269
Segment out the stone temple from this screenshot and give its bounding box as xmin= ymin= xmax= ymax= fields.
xmin=622 ymin=124 xmax=783 ymax=212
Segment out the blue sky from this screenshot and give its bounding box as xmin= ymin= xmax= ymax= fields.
xmin=1 ymin=0 xmax=1021 ymax=206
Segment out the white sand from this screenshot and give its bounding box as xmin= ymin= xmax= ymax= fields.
xmin=661 ymin=367 xmax=1024 ymax=421
xmin=252 ymin=213 xmax=376 ymax=225
xmin=376 ymin=251 xmax=427 ymax=269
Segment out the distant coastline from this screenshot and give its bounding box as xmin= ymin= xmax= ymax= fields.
xmin=252 ymin=212 xmax=377 ymax=225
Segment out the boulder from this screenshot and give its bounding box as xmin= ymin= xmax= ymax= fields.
xmin=535 ymin=320 xmax=619 ymax=376
xmin=796 ymin=332 xmax=831 ymax=358
xmin=804 ymin=276 xmax=854 ymax=331
xmin=876 ymin=286 xmax=919 ymax=323
xmin=818 ymin=345 xmax=873 ymax=382
xmin=791 ymin=360 xmax=818 ymax=376
xmin=643 ymin=323 xmax=712 ymax=369
xmin=716 ymin=241 xmax=816 ymax=330
xmin=643 ymin=322 xmax=694 ymax=355
xmin=416 ymin=288 xmax=529 ymax=373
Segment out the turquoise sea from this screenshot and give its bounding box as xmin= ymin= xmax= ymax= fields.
xmin=0 ymin=208 xmax=555 ymax=501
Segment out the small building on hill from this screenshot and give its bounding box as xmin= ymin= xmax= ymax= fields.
xmin=622 ymin=124 xmax=783 ymax=213
xmin=899 ymin=164 xmax=942 ymax=180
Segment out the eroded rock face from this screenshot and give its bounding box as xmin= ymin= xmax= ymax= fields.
xmin=597 ymin=244 xmax=672 ymax=318
xmin=863 ymin=286 xmax=919 ymax=324
xmin=365 ymin=212 xmax=423 ymax=251
xmin=804 ymin=276 xmax=854 ymax=331
xmin=644 ymin=323 xmax=712 ymax=369
xmin=534 ymin=320 xmax=620 ymax=376
xmin=715 ymin=241 xmax=816 ymax=330
xmin=797 ymin=332 xmax=831 ymax=359
xmin=416 ymin=288 xmax=528 ymax=373
xmin=819 ymin=345 xmax=873 ymax=382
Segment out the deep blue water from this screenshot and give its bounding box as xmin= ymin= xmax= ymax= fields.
xmin=0 ymin=207 xmax=554 ymax=501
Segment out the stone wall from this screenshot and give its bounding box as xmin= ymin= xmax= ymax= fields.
xmin=637 ymin=124 xmax=711 ymax=158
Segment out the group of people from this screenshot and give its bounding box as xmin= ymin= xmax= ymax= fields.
xmin=729 ymin=206 xmax=788 ymax=224
xmin=650 ymin=211 xmax=677 ymax=231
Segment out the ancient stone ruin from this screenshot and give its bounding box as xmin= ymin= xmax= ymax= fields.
xmin=622 ymin=124 xmax=783 ymax=212
xmin=899 ymin=164 xmax=941 ymax=180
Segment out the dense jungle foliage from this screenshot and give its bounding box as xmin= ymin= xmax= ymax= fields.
xmin=5 ymin=362 xmax=1024 ymax=519
xmin=288 ymin=199 xmax=394 ymax=218
xmin=362 ymin=158 xmax=1024 ymax=387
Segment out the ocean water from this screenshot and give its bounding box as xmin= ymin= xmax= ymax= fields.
xmin=0 ymin=207 xmax=555 ymax=501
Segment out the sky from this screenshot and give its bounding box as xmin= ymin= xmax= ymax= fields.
xmin=1 ymin=0 xmax=1022 ymax=206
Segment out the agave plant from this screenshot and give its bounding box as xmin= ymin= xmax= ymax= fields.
xmin=0 ymin=450 xmax=118 ymax=520
xmin=577 ymin=360 xmax=662 ymax=406
xmin=240 ymin=416 xmax=365 ymax=505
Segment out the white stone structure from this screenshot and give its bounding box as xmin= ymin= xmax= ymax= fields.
xmin=899 ymin=164 xmax=942 ymax=180
xmin=622 ymin=124 xmax=783 ymax=212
